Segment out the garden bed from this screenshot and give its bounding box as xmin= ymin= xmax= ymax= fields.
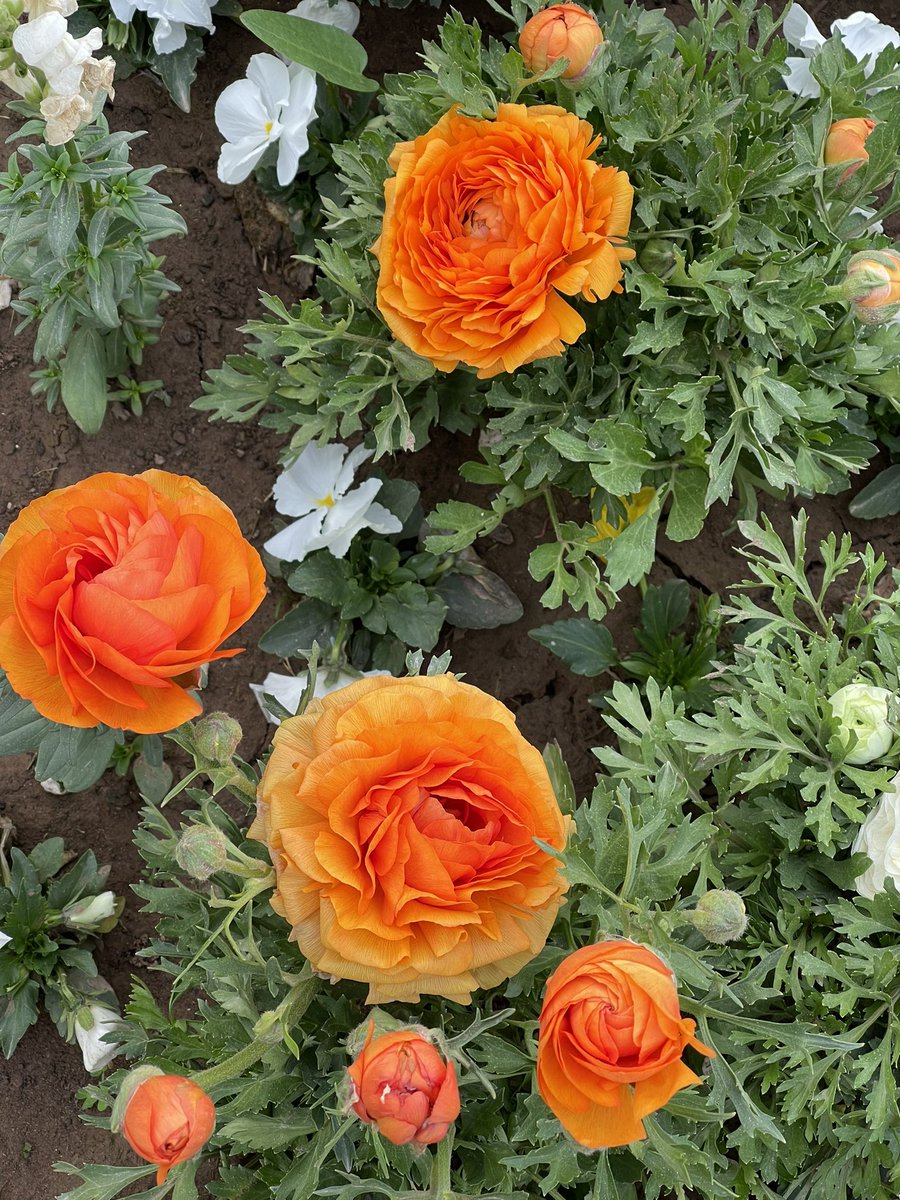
xmin=1 ymin=0 xmax=899 ymax=1195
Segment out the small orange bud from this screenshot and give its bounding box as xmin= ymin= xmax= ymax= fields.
xmin=824 ymin=117 xmax=876 ymax=182
xmin=519 ymin=4 xmax=604 ymax=80
xmin=843 ymin=249 xmax=900 ymax=325
xmin=121 ymin=1074 xmax=216 ymax=1184
xmin=347 ymin=1025 xmax=460 ymax=1148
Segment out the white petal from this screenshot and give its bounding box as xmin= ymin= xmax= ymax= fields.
xmin=274 ymin=442 xmax=348 ymax=515
xmin=264 ymin=509 xmax=327 ymax=562
xmin=782 ymin=56 xmax=821 ymax=97
xmin=12 ymin=12 xmax=67 ymax=65
xmin=334 ymin=443 xmax=373 ymax=496
xmin=75 ymin=1006 xmax=122 ymax=1073
xmin=250 ymin=671 xmax=308 ymax=723
xmin=108 ymin=0 xmax=138 ymax=20
xmin=276 ymin=127 xmax=309 ymax=186
xmin=217 ymin=137 xmax=270 ymax=185
xmin=151 ymin=18 xmax=189 ymax=54
xmin=215 ymin=77 xmax=278 ymax=142
xmin=851 ymin=205 xmax=884 ymax=234
xmin=832 ymin=12 xmax=900 ymax=69
xmin=289 ymin=0 xmax=360 ymax=35
xmin=246 ymin=53 xmax=292 ymax=114
xmin=146 ymin=0 xmax=215 ymax=29
xmin=364 ymin=501 xmax=403 ymax=536
xmin=0 ymin=929 xmax=11 ymax=951
xmin=782 ymin=4 xmax=826 ymax=53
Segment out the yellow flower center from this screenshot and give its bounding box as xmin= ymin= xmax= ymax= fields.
xmin=264 ymin=121 xmax=274 ymax=136
xmin=316 ymin=494 xmax=335 ymax=508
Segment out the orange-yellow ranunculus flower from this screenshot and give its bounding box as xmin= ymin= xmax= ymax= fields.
xmin=843 ymin=248 xmax=900 ymax=324
xmin=373 ymin=104 xmax=634 ymax=379
xmin=537 ymin=941 xmax=714 ymax=1148
xmin=122 ymin=1074 xmax=215 ymax=1185
xmin=824 ymin=117 xmax=876 ymax=182
xmin=251 ymin=674 xmax=570 ymax=1004
xmin=0 ymin=471 xmax=265 ymax=732
xmin=519 ymin=4 xmax=604 ymax=80
xmin=347 ymin=1025 xmax=460 ymax=1147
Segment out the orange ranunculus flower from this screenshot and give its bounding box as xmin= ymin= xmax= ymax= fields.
xmin=824 ymin=117 xmax=876 ymax=181
xmin=347 ymin=1024 xmax=460 ymax=1147
xmin=519 ymin=4 xmax=604 ymax=80
xmin=0 ymin=471 xmax=265 ymax=733
xmin=537 ymin=941 xmax=714 ymax=1148
xmin=251 ymin=674 xmax=570 ymax=1004
xmin=373 ymin=104 xmax=634 ymax=379
xmin=122 ymin=1074 xmax=216 ymax=1185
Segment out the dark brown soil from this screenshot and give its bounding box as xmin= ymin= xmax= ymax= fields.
xmin=0 ymin=0 xmax=899 ymax=1195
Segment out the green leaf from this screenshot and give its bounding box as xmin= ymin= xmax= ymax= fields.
xmin=54 ymin=1163 xmax=162 ymax=1200
xmin=34 ymin=725 xmax=118 ymax=794
xmin=381 ymin=584 xmax=447 ymax=650
xmin=587 ymin=423 xmax=652 ymax=494
xmin=437 ymin=567 xmax=523 ymax=629
xmin=60 ymin=327 xmax=109 ymax=436
xmin=258 ymin=598 xmax=339 ymax=657
xmin=0 ymin=674 xmax=51 ymax=755
xmin=666 ymin=467 xmax=708 ymax=542
xmin=0 ymin=978 xmax=39 ymax=1057
xmin=529 ymin=619 xmax=617 ymax=676
xmin=28 ymin=837 xmax=66 ymax=884
xmin=240 ymin=11 xmax=378 ymax=92
xmin=48 ymin=184 xmax=81 ymax=260
xmin=154 ymin=29 xmax=204 ymax=113
xmin=848 ymin=465 xmax=900 ymax=520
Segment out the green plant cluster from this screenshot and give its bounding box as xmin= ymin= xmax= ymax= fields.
xmin=60 ymin=518 xmax=900 ymax=1200
xmin=197 ymin=0 xmax=900 ymax=618
xmin=0 ymin=111 xmax=185 ymax=432
xmin=0 ymin=831 xmax=123 ymax=1057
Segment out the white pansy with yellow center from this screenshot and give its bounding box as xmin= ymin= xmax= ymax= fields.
xmin=783 ymin=4 xmax=900 ymax=98
xmin=215 ymin=52 xmax=317 ymax=187
xmin=250 ymin=667 xmax=390 ymax=724
xmin=263 ymin=442 xmax=402 ymax=563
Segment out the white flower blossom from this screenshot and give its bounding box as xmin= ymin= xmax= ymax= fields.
xmin=13 ymin=13 xmax=102 ymax=95
xmin=108 ymin=0 xmax=215 ymax=56
xmin=782 ymin=5 xmax=900 ymax=98
xmin=250 ymin=668 xmax=390 ymax=724
xmin=829 ymin=682 xmax=895 ymax=765
xmin=215 ymin=52 xmax=317 ymax=187
xmin=74 ymin=1004 xmax=123 ymax=1073
xmin=0 ymin=929 xmax=11 ymax=951
xmin=288 ymin=0 xmax=360 ymax=36
xmin=0 ymin=278 xmax=12 ymax=311
xmin=854 ymin=771 xmax=900 ymax=898
xmin=263 ymin=442 xmax=402 ymax=564
xmin=22 ymin=0 xmax=78 ymax=17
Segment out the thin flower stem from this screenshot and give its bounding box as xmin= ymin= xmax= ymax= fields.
xmin=428 ymin=1129 xmax=454 ymax=1199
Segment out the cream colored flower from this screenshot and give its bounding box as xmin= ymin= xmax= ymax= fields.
xmin=853 ymin=772 xmax=900 ymax=898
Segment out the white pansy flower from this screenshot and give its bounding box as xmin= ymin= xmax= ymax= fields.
xmin=289 ymin=0 xmax=360 ymax=35
xmin=782 ymin=5 xmax=900 ymax=98
xmin=0 ymin=929 xmax=11 ymax=951
xmin=215 ymin=53 xmax=317 ymax=187
xmin=108 ymin=0 xmax=215 ymax=55
xmin=251 ymin=668 xmax=390 ymax=724
xmin=74 ymin=1004 xmax=123 ymax=1073
xmin=263 ymin=442 xmax=403 ymax=564
xmin=0 ymin=278 xmax=12 ymax=311
xmin=854 ymin=771 xmax=900 ymax=898
xmin=22 ymin=0 xmax=78 ymax=17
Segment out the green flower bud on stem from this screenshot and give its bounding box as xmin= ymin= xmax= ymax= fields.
xmin=638 ymin=237 xmax=677 ymax=279
xmin=687 ymin=889 xmax=748 ymax=944
xmin=193 ymin=712 xmax=242 ymax=765
xmin=175 ymin=825 xmax=229 ymax=882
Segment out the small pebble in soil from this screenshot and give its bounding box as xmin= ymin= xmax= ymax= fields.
xmin=174 ymin=326 xmax=193 ymax=346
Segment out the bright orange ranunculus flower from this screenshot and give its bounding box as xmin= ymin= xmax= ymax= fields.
xmin=122 ymin=1074 xmax=215 ymax=1185
xmin=373 ymin=104 xmax=634 ymax=379
xmin=250 ymin=674 xmax=570 ymax=1004
xmin=519 ymin=4 xmax=604 ymax=80
xmin=347 ymin=1024 xmax=460 ymax=1147
xmin=0 ymin=471 xmax=265 ymax=733
xmin=824 ymin=117 xmax=876 ymax=181
xmin=537 ymin=941 xmax=714 ymax=1148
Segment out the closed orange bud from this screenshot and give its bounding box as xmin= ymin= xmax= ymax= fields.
xmin=519 ymin=4 xmax=604 ymax=80
xmin=347 ymin=1026 xmax=460 ymax=1148
xmin=122 ymin=1074 xmax=216 ymax=1184
xmin=824 ymin=117 xmax=876 ymax=182
xmin=843 ymin=249 xmax=900 ymax=324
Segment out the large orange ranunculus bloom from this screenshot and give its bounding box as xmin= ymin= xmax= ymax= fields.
xmin=347 ymin=1025 xmax=460 ymax=1147
xmin=537 ymin=941 xmax=714 ymax=1148
xmin=251 ymin=674 xmax=570 ymax=1004
xmin=373 ymin=104 xmax=634 ymax=379
xmin=0 ymin=471 xmax=265 ymax=733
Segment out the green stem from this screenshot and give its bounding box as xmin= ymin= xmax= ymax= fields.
xmin=191 ymin=974 xmax=319 ymax=1092
xmin=428 ymin=1129 xmax=454 ymax=1199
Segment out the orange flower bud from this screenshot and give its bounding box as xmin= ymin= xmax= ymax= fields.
xmin=824 ymin=117 xmax=876 ymax=182
xmin=843 ymin=249 xmax=900 ymax=324
xmin=347 ymin=1026 xmax=460 ymax=1148
xmin=121 ymin=1074 xmax=216 ymax=1184
xmin=519 ymin=4 xmax=604 ymax=80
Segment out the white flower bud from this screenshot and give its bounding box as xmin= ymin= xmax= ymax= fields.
xmin=74 ymin=1003 xmax=122 ymax=1073
xmin=829 ymin=683 xmax=895 ymax=765
xmin=854 ymin=772 xmax=900 ymax=899
xmin=62 ymin=890 xmax=117 ymax=930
